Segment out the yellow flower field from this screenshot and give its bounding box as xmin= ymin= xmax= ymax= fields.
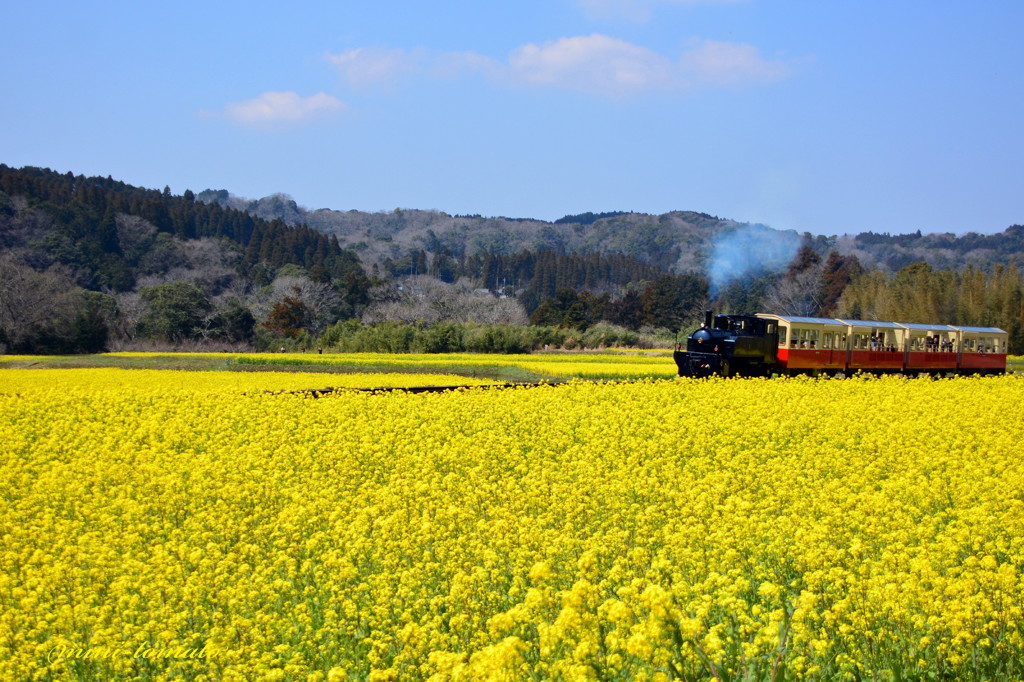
xmin=98 ymin=351 xmax=679 ymax=380
xmin=2 ymin=372 xmax=1024 ymax=681
xmin=246 ymin=351 xmax=676 ymax=380
xmin=0 ymin=368 xmax=499 ymax=395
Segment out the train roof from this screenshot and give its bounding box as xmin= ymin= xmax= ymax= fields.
xmin=756 ymin=314 xmax=846 ymax=326
xmin=950 ymin=325 xmax=1008 ymax=334
xmin=833 ymin=318 xmax=904 ymax=329
xmin=758 ymin=314 xmax=1007 ymax=336
xmin=896 ymin=322 xmax=958 ymax=332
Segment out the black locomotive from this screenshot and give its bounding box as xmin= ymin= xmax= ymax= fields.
xmin=674 ymin=311 xmax=779 ymax=378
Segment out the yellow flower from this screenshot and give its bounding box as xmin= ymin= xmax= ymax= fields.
xmin=2 ymin=369 xmax=1023 ymax=679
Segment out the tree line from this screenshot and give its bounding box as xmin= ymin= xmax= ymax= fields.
xmin=378 ymin=247 xmax=662 ymax=304
xmin=0 ymin=165 xmax=364 ymax=290
xmin=2 ymin=164 xmax=1023 ymax=355
xmin=0 ymin=166 xmax=370 ymax=353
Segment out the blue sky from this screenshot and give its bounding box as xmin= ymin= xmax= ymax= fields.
xmin=3 ymin=1 xmax=1022 ymax=236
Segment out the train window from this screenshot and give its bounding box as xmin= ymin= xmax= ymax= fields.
xmin=778 ymin=327 xmax=788 ymax=346
xmin=873 ymin=330 xmax=895 ymax=351
xmin=975 ymin=336 xmax=1002 ymax=353
xmin=792 ymin=328 xmax=821 ymax=349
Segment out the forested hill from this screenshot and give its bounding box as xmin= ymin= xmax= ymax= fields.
xmin=199 ymin=189 xmax=1024 ymax=273
xmin=0 ymin=165 xmax=369 ymax=354
xmin=196 ymin=190 xmax=740 ymax=274
xmin=0 ymin=165 xmax=365 ymax=292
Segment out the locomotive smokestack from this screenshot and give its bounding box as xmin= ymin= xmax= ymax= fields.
xmin=704 ymin=310 xmax=713 ymax=328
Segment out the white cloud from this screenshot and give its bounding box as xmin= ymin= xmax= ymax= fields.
xmin=324 ymin=48 xmax=423 ymax=88
xmin=321 ymin=35 xmax=793 ymax=100
xmin=680 ymin=40 xmax=790 ymax=86
xmin=577 ymin=0 xmax=745 ymax=22
xmin=507 ymin=34 xmax=676 ymax=96
xmin=223 ymin=91 xmax=346 ymax=129
xmin=504 ymin=34 xmax=790 ymax=96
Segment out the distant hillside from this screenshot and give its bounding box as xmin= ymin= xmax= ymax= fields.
xmin=0 ymin=167 xmax=364 ymax=293
xmin=196 ymin=190 xmax=748 ymax=274
xmin=835 ymin=227 xmax=1024 ymax=271
xmin=196 ymin=190 xmax=1024 ymax=275
xmin=3 ymin=164 xmax=1022 ymax=355
xmin=0 ymin=166 xmax=369 ymax=353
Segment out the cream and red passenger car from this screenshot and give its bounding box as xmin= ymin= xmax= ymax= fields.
xmin=755 ymin=314 xmax=1008 ymax=376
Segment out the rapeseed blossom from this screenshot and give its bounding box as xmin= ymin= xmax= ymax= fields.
xmin=0 ymin=368 xmax=499 ymax=394
xmin=1 ymin=371 xmax=1023 ymax=680
xmin=102 ymin=351 xmax=679 ymax=380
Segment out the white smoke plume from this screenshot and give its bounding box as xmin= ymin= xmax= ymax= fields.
xmin=707 ymin=223 xmax=802 ymax=293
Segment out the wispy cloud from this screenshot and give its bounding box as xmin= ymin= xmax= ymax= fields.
xmin=577 ymin=0 xmax=746 ymax=22
xmin=324 ymin=48 xmax=424 ymax=89
xmin=507 ymin=34 xmax=675 ymax=95
xmin=324 ymin=35 xmax=792 ymax=99
xmin=324 ymin=47 xmax=499 ymax=88
xmin=680 ymin=39 xmax=790 ymax=86
xmin=222 ymin=91 xmax=346 ymax=129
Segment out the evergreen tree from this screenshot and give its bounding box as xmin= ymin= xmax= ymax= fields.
xmin=139 ymin=282 xmax=212 ymax=343
xmin=819 ymin=252 xmax=863 ymax=315
xmin=641 ymin=274 xmax=708 ymax=330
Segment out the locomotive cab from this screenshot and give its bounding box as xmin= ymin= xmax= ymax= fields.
xmin=675 ymin=312 xmax=779 ymax=377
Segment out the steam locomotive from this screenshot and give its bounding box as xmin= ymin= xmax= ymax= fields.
xmin=674 ymin=311 xmax=1008 ymax=378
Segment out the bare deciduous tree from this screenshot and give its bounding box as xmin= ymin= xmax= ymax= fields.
xmin=253 ymin=275 xmax=340 ymax=335
xmin=762 ymin=266 xmax=826 ymax=317
xmin=111 ymin=292 xmax=150 ymax=344
xmin=135 ymin=236 xmax=241 ymax=296
xmin=0 ymin=255 xmax=79 ymax=351
xmin=115 ymin=214 xmax=158 ymax=265
xmin=362 ymin=276 xmax=528 ymax=325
